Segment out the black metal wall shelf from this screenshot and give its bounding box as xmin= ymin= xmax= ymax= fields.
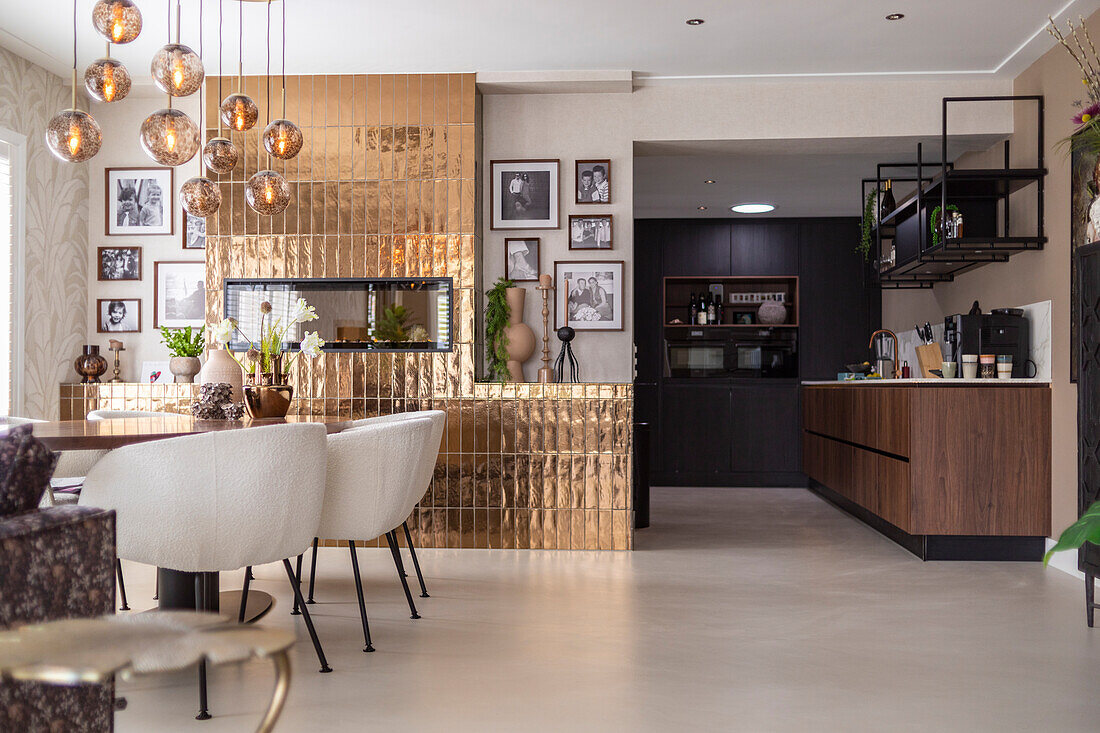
xmin=862 ymin=96 xmax=1046 ymax=290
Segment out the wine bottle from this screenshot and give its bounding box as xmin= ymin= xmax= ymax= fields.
xmin=715 ymin=293 xmax=724 ymax=324
xmin=696 ymin=294 xmax=708 ymax=325
xmin=689 ymin=292 xmax=697 ymax=324
xmin=879 ymin=179 xmax=896 ymax=220
xmin=706 ymin=293 xmax=716 ymax=324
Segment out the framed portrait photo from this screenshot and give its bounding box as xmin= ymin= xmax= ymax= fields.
xmin=97 ymin=246 xmax=142 ymax=281
xmin=105 ymin=167 xmax=173 ymax=236
xmin=490 ymin=159 xmax=559 ymax=230
xmin=183 ymin=210 xmax=206 ymax=249
xmin=554 ymin=260 xmax=624 ymax=331
xmin=569 ymin=214 xmax=613 ymax=250
xmin=97 ymin=298 xmax=141 ymax=333
xmin=575 ymin=159 xmax=611 ymax=204
xmin=504 ymin=238 xmax=540 ymax=282
xmin=154 ymin=261 xmax=206 ymax=329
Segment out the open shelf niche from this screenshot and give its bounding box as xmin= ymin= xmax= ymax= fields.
xmin=663 ymin=275 xmax=799 ymax=330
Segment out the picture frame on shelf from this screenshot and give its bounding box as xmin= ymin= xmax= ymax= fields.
xmin=575 ymin=159 xmax=610 ymax=204
xmin=153 ymin=261 xmax=205 ymax=329
xmin=504 ymin=238 xmax=540 ymax=282
xmin=97 ymin=298 xmax=141 ymax=333
xmin=97 ymin=246 xmax=142 ymax=281
xmin=183 ymin=209 xmax=206 ymax=249
xmin=554 ymin=260 xmax=624 ymax=331
xmin=105 ymin=167 xmax=173 ymax=236
xmin=490 ymin=159 xmax=559 ymax=230
xmin=569 ymin=214 xmax=613 ymax=250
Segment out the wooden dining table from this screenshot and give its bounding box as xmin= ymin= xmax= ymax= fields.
xmin=29 ymin=414 xmax=357 ymax=622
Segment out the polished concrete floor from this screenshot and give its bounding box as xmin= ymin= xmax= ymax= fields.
xmin=114 ymin=487 xmax=1100 ymax=732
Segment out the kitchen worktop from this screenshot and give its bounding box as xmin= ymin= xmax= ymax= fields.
xmin=802 ymin=378 xmax=1051 ymax=386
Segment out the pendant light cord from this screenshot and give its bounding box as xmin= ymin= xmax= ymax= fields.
xmin=238 ymin=0 xmax=243 ymax=91
xmin=217 ymin=0 xmax=223 ymax=135
xmin=266 ymin=0 xmax=271 ymax=128
xmin=281 ymin=0 xmax=286 ymax=117
xmin=70 ymin=0 xmax=76 ymax=110
xmin=166 ymin=0 xmax=172 ymax=111
xmin=198 ymin=0 xmax=205 ymax=177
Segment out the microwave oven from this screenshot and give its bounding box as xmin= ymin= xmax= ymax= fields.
xmin=664 ymin=329 xmax=797 ymax=378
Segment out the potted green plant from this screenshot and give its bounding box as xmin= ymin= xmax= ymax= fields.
xmin=485 ymin=276 xmax=514 ymax=382
xmin=1044 ymin=500 xmax=1100 ymax=564
xmin=161 ymin=325 xmax=205 ymax=383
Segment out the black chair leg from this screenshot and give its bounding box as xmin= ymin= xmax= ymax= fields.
xmin=282 ymin=558 xmax=332 ymax=673
xmin=385 ymin=531 xmax=420 ymax=619
xmin=291 ymin=553 xmax=303 ymax=615
xmin=246 ymin=567 xmax=255 ymax=581
xmin=153 ymin=572 xmax=158 ymax=601
xmin=348 ymin=541 xmax=375 ymax=652
xmin=238 ymin=567 xmax=252 ymax=624
xmin=402 ymin=521 xmax=429 ymax=598
xmin=1087 ymin=572 xmax=1096 ymax=628
xmin=115 ymin=559 xmax=130 ymax=611
xmin=307 ymin=537 xmax=319 ymax=604
xmin=195 ymin=575 xmax=211 ymax=720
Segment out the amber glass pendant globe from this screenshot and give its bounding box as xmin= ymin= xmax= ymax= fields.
xmin=220 ymin=93 xmax=259 ymax=132
xmin=91 ymin=0 xmax=142 ymax=44
xmin=45 ymin=109 xmax=102 ymax=163
xmin=180 ymin=176 xmax=222 ymax=216
xmin=84 ymin=57 xmax=131 ymax=103
xmin=151 ymin=44 xmax=204 ymax=97
xmin=202 ymin=137 xmax=238 ymax=174
xmin=139 ymin=108 xmax=200 ymax=166
xmin=246 ymin=170 xmax=291 ymax=216
xmin=262 ymin=119 xmax=304 ymax=160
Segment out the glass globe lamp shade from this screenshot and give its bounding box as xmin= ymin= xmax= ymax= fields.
xmin=246 ymin=170 xmax=291 ymax=216
xmin=262 ymin=119 xmax=304 ymax=160
xmin=151 ymin=44 xmax=204 ymax=97
xmin=91 ymin=0 xmax=142 ymax=44
xmin=220 ymin=93 xmax=259 ymax=132
xmin=45 ymin=109 xmax=102 ymax=163
xmin=180 ymin=176 xmax=222 ymax=217
xmin=202 ymin=137 xmax=238 ymax=174
xmin=139 ymin=108 xmax=200 ymax=166
xmin=84 ymin=57 xmax=131 ymax=103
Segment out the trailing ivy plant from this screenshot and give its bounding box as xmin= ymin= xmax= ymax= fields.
xmin=160 ymin=325 xmax=205 ymax=358
xmin=930 ymin=204 xmax=960 ymax=248
xmin=858 ymin=188 xmax=877 ymax=261
xmin=485 ymin=276 xmax=514 ymax=382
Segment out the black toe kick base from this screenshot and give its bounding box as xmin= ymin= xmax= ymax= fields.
xmin=808 ymin=480 xmax=1045 ymax=562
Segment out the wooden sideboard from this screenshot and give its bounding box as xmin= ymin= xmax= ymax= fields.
xmin=802 ymin=383 xmax=1051 ymax=560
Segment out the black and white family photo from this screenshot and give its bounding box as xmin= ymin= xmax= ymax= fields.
xmin=98 ymin=246 xmax=141 ymax=281
xmin=183 ymin=211 xmax=206 ymax=249
xmin=154 ymin=261 xmax=205 ymax=329
xmin=569 ymin=215 xmax=613 ymax=249
xmin=575 ymin=160 xmax=611 ymax=204
xmin=106 ymin=167 xmax=174 ymax=236
xmin=505 ymin=238 xmax=540 ymax=281
xmin=555 ymin=260 xmax=623 ymax=331
xmin=491 ymin=159 xmax=559 ymax=229
xmin=97 ymin=299 xmax=141 ymax=333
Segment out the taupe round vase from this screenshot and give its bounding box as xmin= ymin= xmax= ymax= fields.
xmin=200 ymin=346 xmax=245 ymax=402
xmin=503 ymin=287 xmax=535 ymax=382
xmin=169 ymin=356 xmax=202 ymax=383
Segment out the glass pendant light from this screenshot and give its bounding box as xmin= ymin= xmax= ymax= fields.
xmin=247 ymin=1 xmax=290 ymax=216
xmin=84 ymin=46 xmax=131 ymax=103
xmin=203 ymin=0 xmax=238 ymax=174
xmin=219 ymin=0 xmax=258 ymax=131
xmin=181 ymin=0 xmax=220 ymax=217
xmin=140 ymin=107 xmax=200 ymax=165
xmin=47 ymin=1 xmax=102 ymax=163
xmin=91 ymin=0 xmax=142 ymax=44
xmin=151 ymin=0 xmax=203 ymax=97
xmin=262 ymin=0 xmax=302 ymax=160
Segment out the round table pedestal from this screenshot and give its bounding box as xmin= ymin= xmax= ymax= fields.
xmin=157 ymin=568 xmax=274 ymax=623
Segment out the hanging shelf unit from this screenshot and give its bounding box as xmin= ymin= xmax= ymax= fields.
xmin=863 ymin=96 xmax=1046 ymax=289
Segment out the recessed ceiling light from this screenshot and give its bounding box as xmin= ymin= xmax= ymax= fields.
xmin=686 ymin=18 xmax=705 ymax=26
xmin=704 ymin=179 xmax=716 ymax=184
xmin=885 ymin=13 xmax=905 ymax=20
xmin=697 ymin=205 xmax=708 ymax=210
xmin=731 ymin=203 xmax=775 ymax=214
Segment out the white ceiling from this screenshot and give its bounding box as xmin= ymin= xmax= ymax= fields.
xmin=1 ymin=0 xmax=1098 ymax=82
xmin=632 ymin=136 xmax=1008 ymax=219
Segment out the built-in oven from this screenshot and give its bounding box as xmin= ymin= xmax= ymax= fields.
xmin=664 ymin=328 xmax=797 ymax=378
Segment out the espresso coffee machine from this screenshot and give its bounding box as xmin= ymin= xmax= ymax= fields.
xmin=944 ymin=309 xmax=1030 ymax=377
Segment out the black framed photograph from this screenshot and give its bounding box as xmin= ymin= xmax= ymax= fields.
xmin=575 ymin=159 xmax=610 ymax=204
xmin=183 ymin=210 xmax=206 ymax=249
xmin=97 ymin=298 xmax=141 ymax=333
xmin=97 ymin=246 xmax=142 ymax=281
xmin=105 ymin=167 xmax=173 ymax=236
xmin=554 ymin=260 xmax=624 ymax=331
xmin=505 ymin=238 xmax=540 ymax=282
xmin=490 ymin=159 xmax=559 ymax=230
xmin=154 ymin=261 xmax=206 ymax=329
xmin=568 ymin=214 xmax=613 ymax=250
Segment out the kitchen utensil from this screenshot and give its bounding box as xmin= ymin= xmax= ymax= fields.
xmin=845 ymin=362 xmax=873 ymax=374
xmin=930 ymin=369 xmax=943 ymax=377
xmin=915 ymin=342 xmax=944 ymax=378
xmin=923 ymin=322 xmax=934 ymax=343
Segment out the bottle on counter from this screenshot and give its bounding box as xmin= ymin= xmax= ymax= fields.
xmin=706 ymin=293 xmax=716 ymax=324
xmin=715 ymin=293 xmax=724 ymax=324
xmin=880 ymin=179 xmax=896 ymax=220
xmin=696 ymin=294 xmax=708 ymax=325
xmin=690 ymin=292 xmax=698 ymax=324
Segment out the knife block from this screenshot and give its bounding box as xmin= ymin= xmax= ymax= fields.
xmin=915 ymin=343 xmax=944 ymax=378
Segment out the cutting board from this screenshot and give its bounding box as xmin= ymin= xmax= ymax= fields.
xmin=915 ymin=343 xmax=944 ymax=378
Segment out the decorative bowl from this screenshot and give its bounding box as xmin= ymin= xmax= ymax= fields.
xmin=756 ymin=301 xmax=788 ymax=325
xmin=242 ymin=385 xmax=294 ymax=419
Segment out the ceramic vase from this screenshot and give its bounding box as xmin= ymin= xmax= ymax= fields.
xmin=756 ymin=301 xmax=788 ymax=325
xmin=200 ymin=346 xmax=245 ymax=401
xmin=503 ymin=287 xmax=535 ymax=382
xmin=169 ymin=356 xmax=202 ymax=383
xmin=74 ymin=345 xmax=108 ymax=384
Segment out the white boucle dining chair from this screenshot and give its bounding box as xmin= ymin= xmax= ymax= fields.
xmin=78 ymin=422 xmax=330 ymax=720
xmin=302 ymin=410 xmax=445 ymax=607
xmin=86 ymin=409 xmax=178 ymax=420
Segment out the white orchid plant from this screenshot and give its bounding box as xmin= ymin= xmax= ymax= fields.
xmin=207 ymin=297 xmax=327 ymax=385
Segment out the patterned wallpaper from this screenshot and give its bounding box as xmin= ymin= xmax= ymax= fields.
xmin=0 ymin=47 xmax=88 ymax=419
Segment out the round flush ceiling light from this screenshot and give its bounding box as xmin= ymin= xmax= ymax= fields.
xmin=885 ymin=13 xmax=905 ymax=20
xmin=686 ymin=18 xmax=705 ymax=26
xmin=704 ymin=179 xmax=716 ymax=184
xmin=697 ymin=205 xmax=708 ymax=211
xmin=731 ymin=203 xmax=776 ymax=214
